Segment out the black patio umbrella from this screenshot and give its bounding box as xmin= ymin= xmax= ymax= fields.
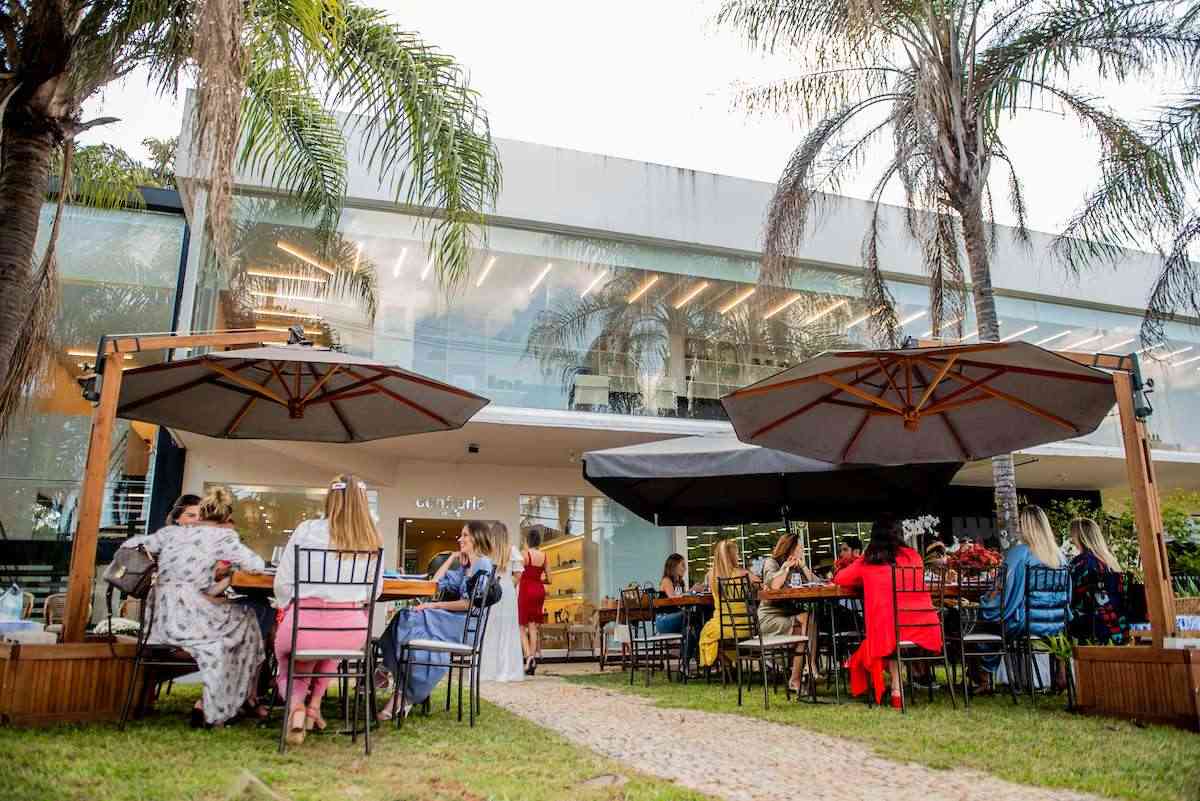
xmin=582 ymin=434 xmax=962 ymax=526
xmin=722 ymin=342 xmax=1116 ymax=464
xmin=115 ymin=344 xmax=489 ymax=442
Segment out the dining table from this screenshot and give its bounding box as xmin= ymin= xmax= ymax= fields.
xmin=231 ymin=571 xmax=437 ymax=601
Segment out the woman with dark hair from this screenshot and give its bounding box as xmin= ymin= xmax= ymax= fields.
xmin=517 ymin=526 xmax=549 ymax=675
xmin=759 ymin=532 xmax=819 ymax=691
xmin=168 ymin=494 xmax=203 ymax=526
xmin=833 ymin=517 xmax=941 ymax=708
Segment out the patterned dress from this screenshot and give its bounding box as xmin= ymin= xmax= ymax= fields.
xmin=1069 ymin=551 xmax=1129 ymax=645
xmin=121 ymin=525 xmax=266 ymax=724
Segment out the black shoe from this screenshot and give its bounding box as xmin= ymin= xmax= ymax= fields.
xmin=529 ymin=658 xmax=538 ymax=676
xmin=189 ymin=707 xmax=206 ymax=729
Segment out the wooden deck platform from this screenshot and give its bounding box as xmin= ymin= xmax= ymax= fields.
xmin=1073 ymin=645 xmax=1200 ymax=731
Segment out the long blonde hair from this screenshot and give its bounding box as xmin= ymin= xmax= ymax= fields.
xmin=1019 ymin=506 xmax=1062 ymax=568
xmin=198 ymin=486 xmax=235 ymax=524
xmin=489 ymin=522 xmax=512 ymax=572
xmin=1070 ymin=518 xmax=1121 ymax=572
xmin=325 ymin=474 xmax=382 ymax=551
xmin=709 ymin=539 xmax=742 ymax=596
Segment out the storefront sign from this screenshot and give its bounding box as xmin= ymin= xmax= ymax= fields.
xmin=414 ymin=495 xmax=487 ymax=518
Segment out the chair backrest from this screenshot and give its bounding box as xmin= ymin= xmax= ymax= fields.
xmin=955 ymin=565 xmax=1003 ymax=632
xmin=715 ymin=575 xmax=758 ymax=643
xmin=890 ymin=564 xmax=945 ymax=646
xmin=460 ymin=566 xmax=498 ymax=652
xmin=291 ymin=546 xmax=383 ymax=658
xmin=619 ymin=586 xmax=656 ymax=642
xmin=44 ymin=593 xmax=66 ymax=626
xmin=1024 ymin=566 xmax=1071 ymax=633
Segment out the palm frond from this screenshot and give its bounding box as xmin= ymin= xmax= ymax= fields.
xmin=1142 ymin=211 xmax=1200 ymax=344
xmin=734 ymin=67 xmax=900 ymax=119
xmin=50 ymin=144 xmax=149 ymax=210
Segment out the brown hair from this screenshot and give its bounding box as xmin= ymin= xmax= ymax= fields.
xmin=464 ymin=520 xmax=493 ymax=560
xmin=168 ymin=494 xmax=202 ymax=525
xmin=325 ymin=474 xmax=382 ymax=551
xmin=662 ymin=553 xmax=685 ymax=584
xmin=771 ymin=532 xmax=801 ymax=563
xmin=198 ymin=487 xmax=235 ymax=524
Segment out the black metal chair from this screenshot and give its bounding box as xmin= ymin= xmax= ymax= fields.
xmin=119 ymin=585 xmax=198 ymax=729
xmin=278 ymin=546 xmax=382 ymax=754
xmin=619 ymin=586 xmax=682 ymax=686
xmin=718 ymin=576 xmax=811 ymax=709
xmin=945 ymin=566 xmax=1019 ymax=706
xmin=817 ymin=595 xmax=863 ymax=700
xmin=1017 ymin=565 xmax=1072 ymax=704
xmin=396 ymin=566 xmax=496 ymax=728
xmin=890 ymin=565 xmax=957 ymax=712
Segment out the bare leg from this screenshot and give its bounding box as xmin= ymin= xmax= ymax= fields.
xmin=530 ymin=621 xmax=541 ymax=658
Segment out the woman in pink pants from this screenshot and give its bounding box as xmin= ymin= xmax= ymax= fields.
xmin=273 ymin=474 xmax=382 ymax=745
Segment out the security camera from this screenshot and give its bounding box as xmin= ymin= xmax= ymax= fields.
xmin=467 ymin=443 xmax=480 ymax=454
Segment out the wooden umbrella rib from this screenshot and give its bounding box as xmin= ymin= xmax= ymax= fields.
xmin=269 ymin=362 xmax=294 ymax=400
xmin=921 ymin=393 xmax=997 ymax=416
xmin=875 ymin=356 xmax=904 ymax=405
xmin=922 ymin=366 xmax=1006 ymax=408
xmin=747 ymin=366 xmax=884 ymax=439
xmin=726 ymin=359 xmax=881 ymax=400
xmin=306 ymin=362 xmax=357 ymax=441
xmin=819 ymin=375 xmax=906 ymax=415
xmin=301 ymin=364 xmax=342 ymax=403
xmin=306 ymin=388 xmax=378 ymax=405
xmin=224 ymin=396 xmax=258 ymax=436
xmin=204 ymin=360 xmax=289 ymax=406
xmin=840 ymin=413 xmax=873 ymax=462
xmin=378 ymin=367 xmax=486 ymax=400
xmin=924 ymin=356 xmax=1113 ymax=385
xmin=344 ymin=368 xmax=453 ymax=428
xmin=935 ymin=367 xmax=1080 ymax=432
xmin=914 ymin=354 xmax=958 ymax=412
xmin=939 ymin=412 xmax=971 ymax=461
xmin=117 ymin=361 xmax=257 ymax=416
xmin=310 ymin=373 xmax=388 ymax=404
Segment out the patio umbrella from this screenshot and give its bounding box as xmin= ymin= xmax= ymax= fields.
xmin=582 ymin=434 xmax=962 ymax=525
xmin=721 ymin=342 xmax=1115 ymax=464
xmin=114 ymin=344 xmax=489 ymax=442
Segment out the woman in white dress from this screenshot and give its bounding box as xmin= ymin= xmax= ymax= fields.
xmin=478 ymin=522 xmax=525 ymax=682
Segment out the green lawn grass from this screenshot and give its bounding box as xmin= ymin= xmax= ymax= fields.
xmin=0 ymin=685 xmax=711 ymax=801
xmin=565 ymin=670 xmax=1200 ymax=801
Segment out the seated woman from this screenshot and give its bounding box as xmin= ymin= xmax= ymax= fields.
xmin=1067 ymin=517 xmax=1129 ymax=645
xmin=698 ymin=539 xmax=759 ymax=669
xmin=759 ymin=533 xmax=819 ymax=692
xmin=118 ymin=487 xmax=265 ymax=727
xmin=833 ymin=517 xmax=941 ymax=708
xmin=273 ymin=474 xmax=383 ymax=745
xmin=654 ymin=553 xmax=700 ymax=669
xmin=377 ymin=520 xmax=494 ymax=720
xmin=976 ymin=505 xmax=1070 ymax=689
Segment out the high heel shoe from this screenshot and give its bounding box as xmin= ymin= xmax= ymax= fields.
xmin=304 ymin=708 xmax=327 ymax=732
xmin=890 ymin=691 xmax=903 ymax=710
xmin=285 ymin=707 xmax=307 ymax=745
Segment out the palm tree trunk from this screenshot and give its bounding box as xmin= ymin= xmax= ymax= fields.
xmin=0 ymin=116 xmax=55 ymax=390
xmin=959 ymin=196 xmax=1022 ymax=545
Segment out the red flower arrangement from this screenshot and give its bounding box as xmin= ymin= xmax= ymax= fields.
xmin=946 ymin=542 xmax=1002 ymax=573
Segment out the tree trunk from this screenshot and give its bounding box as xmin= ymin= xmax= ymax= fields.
xmin=0 ymin=115 xmax=56 ymax=393
xmin=959 ymin=196 xmax=1022 ymax=546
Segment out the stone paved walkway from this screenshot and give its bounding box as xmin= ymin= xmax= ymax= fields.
xmin=481 ymin=675 xmax=1105 ymax=801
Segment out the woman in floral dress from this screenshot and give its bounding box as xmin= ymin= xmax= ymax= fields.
xmin=1067 ymin=518 xmax=1129 ymax=645
xmin=120 ymin=487 xmax=265 ymax=726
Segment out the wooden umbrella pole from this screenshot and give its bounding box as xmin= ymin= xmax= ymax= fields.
xmin=1113 ymin=370 xmax=1178 ymax=649
xmin=63 ymin=355 xmax=125 ymax=643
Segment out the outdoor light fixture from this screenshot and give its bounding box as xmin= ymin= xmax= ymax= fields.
xmin=845 ymin=308 xmax=878 ymax=328
xmin=1172 ymin=353 xmax=1200 ymax=367
xmin=66 ymin=349 xmax=131 ymax=360
xmin=764 ymin=293 xmax=803 ymax=320
xmin=673 ymin=281 xmax=709 ymax=309
xmin=803 ymin=298 xmax=849 ymax=324
xmin=1108 ymin=337 xmax=1136 ymax=350
xmin=392 ymin=247 xmax=407 ymax=278
xmin=252 ymin=308 xmax=322 ymax=320
xmin=352 ymin=242 xmax=363 ymax=273
xmin=275 ymin=241 xmax=335 ymax=275
xmin=529 ymin=263 xmax=554 ymax=294
xmin=1035 ymin=330 xmax=1072 ymax=347
xmin=420 ymin=261 xmax=434 ymax=280
xmin=627 ymin=275 xmax=659 ymax=302
xmin=898 ymin=310 xmax=926 ymax=326
xmin=1000 ymin=324 xmax=1039 ymax=342
xmin=920 ymin=316 xmax=963 ymax=338
xmin=719 ymin=287 xmax=756 ymax=314
xmin=245 ymin=269 xmax=327 ymax=284
xmin=959 ymin=331 xmax=979 ymax=342
xmin=476 ymin=256 xmax=497 ymax=287
xmin=250 ymin=290 xmax=323 ymax=303
xmin=582 ymin=269 xmax=609 ymax=297
xmin=1162 ymin=345 xmax=1193 ymax=360
xmin=1064 ymin=333 xmax=1105 ymax=350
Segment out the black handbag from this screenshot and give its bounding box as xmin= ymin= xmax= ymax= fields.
xmin=102 ymin=545 xmax=157 ymax=599
xmin=467 ymin=570 xmax=502 ymax=608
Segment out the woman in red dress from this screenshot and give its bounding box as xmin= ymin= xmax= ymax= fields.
xmin=517 ymin=527 xmax=550 ymax=675
xmin=834 ymin=518 xmax=943 ymax=707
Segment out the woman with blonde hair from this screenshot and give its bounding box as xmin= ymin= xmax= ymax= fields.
xmin=273 ymin=474 xmax=383 ymax=744
xmin=697 ymin=539 xmax=759 ymax=668
xmin=1067 ymin=518 xmax=1129 ymax=644
xmin=478 ymin=522 xmax=525 ymax=682
xmin=118 ymin=486 xmax=265 ymax=727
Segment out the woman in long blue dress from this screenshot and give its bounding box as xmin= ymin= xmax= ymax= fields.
xmin=378 ymin=521 xmax=494 ymax=720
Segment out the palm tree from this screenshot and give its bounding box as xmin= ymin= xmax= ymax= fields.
xmin=716 ymin=0 xmax=1193 ymax=540
xmin=141 ymin=137 xmax=178 ymax=186
xmin=0 ymin=0 xmax=500 ymax=436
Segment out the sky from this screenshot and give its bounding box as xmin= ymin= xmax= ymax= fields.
xmin=79 ymin=0 xmax=1177 ymax=238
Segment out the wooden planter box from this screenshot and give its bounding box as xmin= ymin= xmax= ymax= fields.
xmin=1073 ymin=645 xmax=1200 ymax=731
xmin=0 ymin=641 xmax=140 ymax=726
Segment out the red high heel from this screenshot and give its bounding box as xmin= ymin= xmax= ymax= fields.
xmin=890 ymin=691 xmax=903 ymax=709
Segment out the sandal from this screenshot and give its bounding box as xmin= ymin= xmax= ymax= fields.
xmin=285 ymin=707 xmax=306 ymax=746
xmin=304 ymin=707 xmax=327 ymax=732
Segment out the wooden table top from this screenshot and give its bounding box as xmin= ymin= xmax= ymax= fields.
xmin=232 ymin=572 xmax=437 ymax=601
